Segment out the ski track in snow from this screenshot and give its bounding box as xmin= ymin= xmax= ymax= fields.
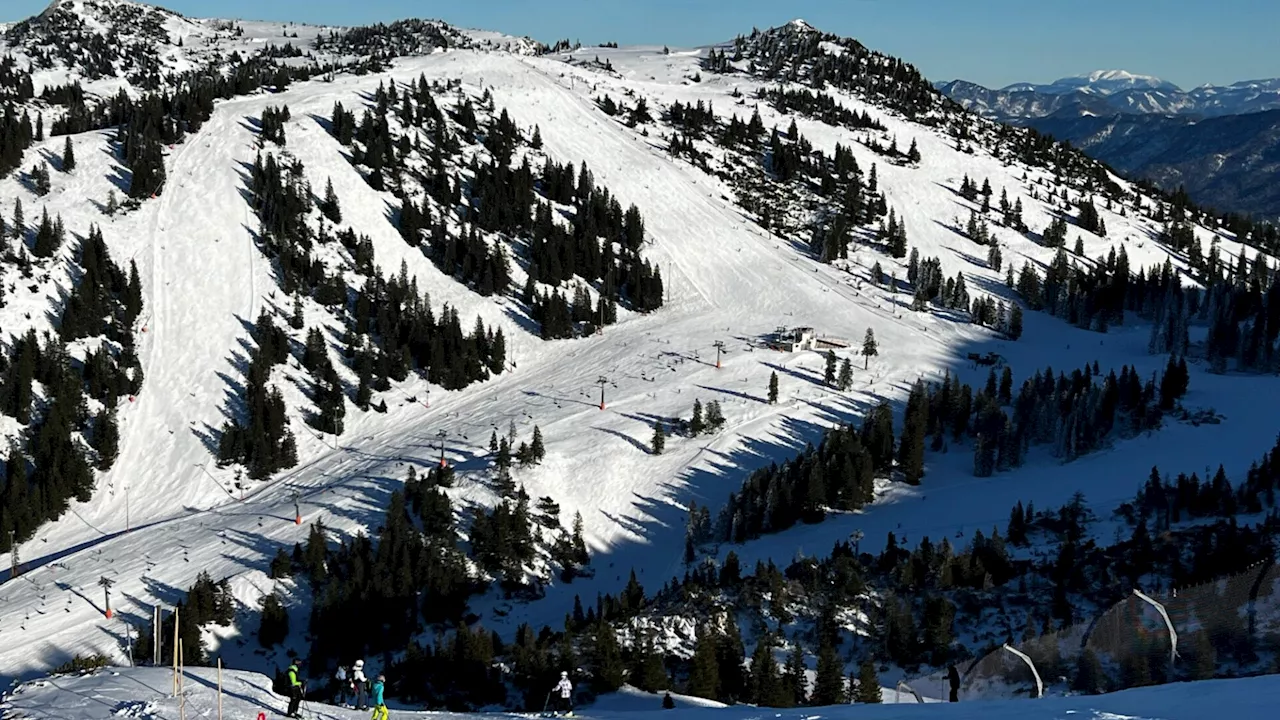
xmin=1 ymin=46 xmax=1279 ymax=684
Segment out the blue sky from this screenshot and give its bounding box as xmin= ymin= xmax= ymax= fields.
xmin=4 ymin=0 xmax=1276 ymax=89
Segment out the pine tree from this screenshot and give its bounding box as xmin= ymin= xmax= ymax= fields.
xmin=690 ymin=399 xmax=705 ymax=436
xmin=269 ymin=547 xmax=292 ymax=578
xmin=258 ymin=592 xmax=289 ymax=647
xmin=907 ymin=138 xmax=920 ymax=163
xmin=838 ymin=358 xmax=853 ymax=391
xmin=33 ymin=162 xmax=50 ymax=195
xmin=704 ymin=400 xmax=724 ymax=431
xmin=812 ymin=641 xmax=846 ymax=705
xmin=783 ymin=644 xmax=806 ymax=706
xmin=687 ymin=628 xmax=720 ymax=700
xmin=62 ymin=136 xmax=75 ymax=172
xmin=1072 ymin=649 xmax=1104 ymax=694
xmin=630 ymin=631 xmax=669 ymax=692
xmin=898 ymin=381 xmax=928 ymax=484
xmin=571 ymin=511 xmax=589 ymax=565
xmin=1008 ymin=304 xmax=1024 ymax=340
xmin=12 ymin=198 xmax=24 ymax=240
xmin=749 ymin=634 xmax=784 ymax=706
xmin=321 ymin=178 xmax=342 ymax=223
xmin=768 ymin=371 xmax=779 ymax=404
xmin=290 ymin=293 xmax=304 ymax=329
xmin=862 ymin=328 xmax=878 ymax=369
xmin=93 ymin=409 xmax=120 ymax=471
xmin=652 ymin=420 xmax=665 ymax=455
xmin=591 ymin=622 xmax=625 ymax=692
xmin=855 ymin=659 xmax=881 ymax=703
xmin=531 ymin=425 xmax=546 ymax=462
xmin=824 ymin=350 xmax=838 ymax=386
xmin=105 ymin=190 xmax=118 ymax=216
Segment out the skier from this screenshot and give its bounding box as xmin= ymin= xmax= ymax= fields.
xmin=285 ymin=658 xmax=305 ymax=718
xmin=948 ymin=663 xmax=960 ymax=702
xmin=370 ymin=673 xmax=388 ymax=720
xmin=352 ymin=659 xmax=369 ymax=711
xmin=333 ymin=663 xmax=350 ymax=707
xmin=551 ymin=670 xmax=574 ymax=716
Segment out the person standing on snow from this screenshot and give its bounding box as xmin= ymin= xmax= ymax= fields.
xmin=285 ymin=658 xmax=306 ymax=718
xmin=352 ymin=659 xmax=369 ymax=710
xmin=552 ymin=671 xmax=574 ymax=716
xmin=370 ymin=673 xmax=388 ymax=720
xmin=333 ymin=663 xmax=350 ymax=707
xmin=948 ymin=664 xmax=961 ymax=702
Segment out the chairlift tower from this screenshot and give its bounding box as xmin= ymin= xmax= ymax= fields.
xmin=597 ymin=376 xmax=609 ymax=410
xmin=437 ymin=429 xmax=449 ymax=468
xmin=99 ymin=576 xmax=115 ymax=619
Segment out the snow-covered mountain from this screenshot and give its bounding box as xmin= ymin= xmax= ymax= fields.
xmin=1028 ymin=109 xmax=1280 ymax=221
xmin=936 ymin=71 xmax=1280 ymax=217
xmin=1021 ymin=69 xmax=1182 ymax=96
xmin=2 ymin=1 xmax=1280 ymax=714
xmin=937 ymin=71 xmax=1280 ymax=120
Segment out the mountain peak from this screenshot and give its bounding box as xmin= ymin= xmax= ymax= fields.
xmin=788 ymin=18 xmax=815 ymax=30
xmin=1052 ymin=69 xmax=1182 ymax=94
xmin=1076 ymin=69 xmax=1160 ymax=83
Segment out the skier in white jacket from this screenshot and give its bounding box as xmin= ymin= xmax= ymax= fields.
xmin=351 ymin=659 xmax=369 ymax=711
xmin=551 ymin=671 xmax=574 ymax=716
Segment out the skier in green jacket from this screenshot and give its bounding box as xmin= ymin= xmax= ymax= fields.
xmin=286 ymin=659 xmax=306 ymax=718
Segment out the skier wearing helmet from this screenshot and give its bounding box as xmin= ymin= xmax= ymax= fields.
xmin=351 ymin=659 xmax=369 ymax=711
xmin=370 ymin=673 xmax=388 ymax=720
xmin=551 ymin=670 xmax=574 ymax=716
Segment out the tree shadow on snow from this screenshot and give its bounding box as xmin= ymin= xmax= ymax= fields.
xmin=694 ymin=383 xmax=766 ymax=404
xmin=592 ymin=426 xmax=652 ymax=455
xmin=308 ymin=112 xmax=333 ymax=134
xmin=107 ymin=164 xmax=132 ymax=194
xmin=760 ymin=360 xmax=825 ymax=387
xmin=184 ymin=670 xmax=281 ymax=716
xmin=502 ymin=305 xmax=542 ymax=338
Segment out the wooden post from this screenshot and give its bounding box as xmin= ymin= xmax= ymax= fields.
xmin=179 ymin=639 xmax=186 ymax=720
xmin=217 ymin=657 xmax=223 ymax=720
xmin=172 ymin=606 xmax=180 ymax=696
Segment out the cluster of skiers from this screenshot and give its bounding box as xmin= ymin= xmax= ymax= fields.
xmin=332 ymin=659 xmax=386 ymax=716
xmin=283 ymin=658 xmax=386 ymax=719
xmin=283 ymin=658 xmax=574 ymax=719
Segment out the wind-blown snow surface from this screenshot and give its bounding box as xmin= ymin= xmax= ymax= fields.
xmin=4 ymin=666 xmax=1279 ymax=719
xmin=2 ymin=40 xmax=1279 ymax=684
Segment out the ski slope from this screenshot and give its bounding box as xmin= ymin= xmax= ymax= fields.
xmin=4 ymin=665 xmax=1279 ymax=720
xmin=2 ymin=36 xmax=1279 ymax=686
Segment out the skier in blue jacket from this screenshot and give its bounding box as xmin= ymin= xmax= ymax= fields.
xmin=370 ymin=673 xmax=388 ymax=720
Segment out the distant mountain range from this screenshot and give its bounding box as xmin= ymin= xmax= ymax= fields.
xmin=937 ymin=70 xmax=1280 ymax=121
xmin=937 ymin=71 xmax=1280 ymax=219
xmin=1031 ymin=110 xmax=1280 ymax=222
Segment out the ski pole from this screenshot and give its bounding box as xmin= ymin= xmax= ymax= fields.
xmin=543 ymin=692 xmax=551 ymax=714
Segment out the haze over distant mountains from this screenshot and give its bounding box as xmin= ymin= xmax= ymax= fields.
xmin=937 ymin=70 xmax=1280 ymax=121
xmin=937 ymin=70 xmax=1280 ymax=220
